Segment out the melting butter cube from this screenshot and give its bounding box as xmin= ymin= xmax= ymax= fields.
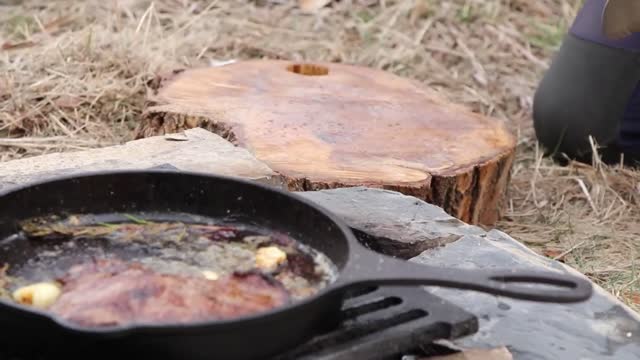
xmin=255 ymin=246 xmax=287 ymax=271
xmin=202 ymin=270 xmax=219 ymax=280
xmin=13 ymin=282 xmax=61 ymax=309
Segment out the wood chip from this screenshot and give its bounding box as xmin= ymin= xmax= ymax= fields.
xmin=298 ymin=0 xmax=332 ymax=13
xmin=209 ymin=59 xmax=237 ymax=67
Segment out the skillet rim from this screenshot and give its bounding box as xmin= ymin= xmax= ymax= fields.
xmin=0 ymin=168 xmax=360 ymax=335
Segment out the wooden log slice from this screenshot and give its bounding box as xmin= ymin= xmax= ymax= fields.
xmin=135 ymin=60 xmax=516 ymax=226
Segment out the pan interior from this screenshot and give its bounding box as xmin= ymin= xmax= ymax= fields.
xmin=0 ymin=212 xmax=338 ymax=291
xmin=0 ymin=171 xmax=354 ymax=327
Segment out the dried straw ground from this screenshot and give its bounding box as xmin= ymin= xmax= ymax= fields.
xmin=1 ymin=0 xmax=639 ymax=311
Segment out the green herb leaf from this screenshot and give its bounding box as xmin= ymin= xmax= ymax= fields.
xmin=123 ymin=214 xmax=147 ymax=224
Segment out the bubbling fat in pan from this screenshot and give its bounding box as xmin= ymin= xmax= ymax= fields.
xmin=0 ymin=214 xmax=338 ymax=327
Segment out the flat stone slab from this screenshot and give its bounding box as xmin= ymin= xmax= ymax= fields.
xmin=413 ymin=232 xmax=640 ymax=360
xmin=0 ymin=130 xmax=637 ymax=359
xmin=299 ymin=188 xmax=640 ymax=360
xmin=0 ymin=128 xmax=284 ymax=191
xmin=297 ymin=187 xmax=485 ymax=258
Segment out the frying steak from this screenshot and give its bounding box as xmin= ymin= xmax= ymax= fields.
xmin=49 ymin=258 xmax=290 ymax=327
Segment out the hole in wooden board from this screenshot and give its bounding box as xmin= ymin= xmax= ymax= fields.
xmin=286 ymin=63 xmax=329 ymax=76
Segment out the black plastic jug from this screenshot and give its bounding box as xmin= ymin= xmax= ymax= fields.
xmin=533 ymin=0 xmax=640 ymax=165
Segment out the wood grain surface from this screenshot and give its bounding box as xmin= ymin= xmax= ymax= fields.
xmin=135 ymin=60 xmax=516 ymax=225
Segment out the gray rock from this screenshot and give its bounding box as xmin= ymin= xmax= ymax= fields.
xmin=0 ymin=128 xmax=286 ymax=192
xmin=299 ymin=187 xmax=640 ymax=360
xmin=297 ymin=187 xmax=484 ymax=258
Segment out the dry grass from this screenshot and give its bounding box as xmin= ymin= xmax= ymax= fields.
xmin=1 ymin=0 xmax=638 ymax=311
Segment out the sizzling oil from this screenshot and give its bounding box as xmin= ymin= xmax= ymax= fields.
xmin=0 ymin=212 xmax=338 ymax=302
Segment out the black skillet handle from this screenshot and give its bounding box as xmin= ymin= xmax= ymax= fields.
xmin=337 ymin=251 xmax=593 ymax=303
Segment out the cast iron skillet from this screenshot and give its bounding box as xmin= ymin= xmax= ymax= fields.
xmin=0 ymin=170 xmax=592 ymax=360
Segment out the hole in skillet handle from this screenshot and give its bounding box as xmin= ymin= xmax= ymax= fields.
xmin=487 ymin=272 xmax=594 ymax=303
xmin=338 ymin=247 xmax=594 ymax=304
xmin=489 ymin=274 xmax=577 ymax=287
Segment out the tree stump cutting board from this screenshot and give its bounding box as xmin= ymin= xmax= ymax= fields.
xmin=135 ymin=60 xmax=516 ymax=226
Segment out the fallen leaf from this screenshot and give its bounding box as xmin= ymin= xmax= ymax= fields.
xmin=1 ymin=16 xmax=73 ymax=52
xmin=542 ymin=248 xmax=564 ymax=259
xmin=298 ymin=0 xmax=332 ymax=13
xmin=1 ymin=41 xmax=37 ymax=51
xmin=42 ymin=16 xmax=74 ymax=34
xmin=424 ymin=347 xmax=513 ymax=360
xmin=623 ymin=291 xmax=640 ymax=305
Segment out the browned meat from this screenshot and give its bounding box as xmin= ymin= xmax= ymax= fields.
xmin=49 ymin=258 xmax=290 ymax=327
